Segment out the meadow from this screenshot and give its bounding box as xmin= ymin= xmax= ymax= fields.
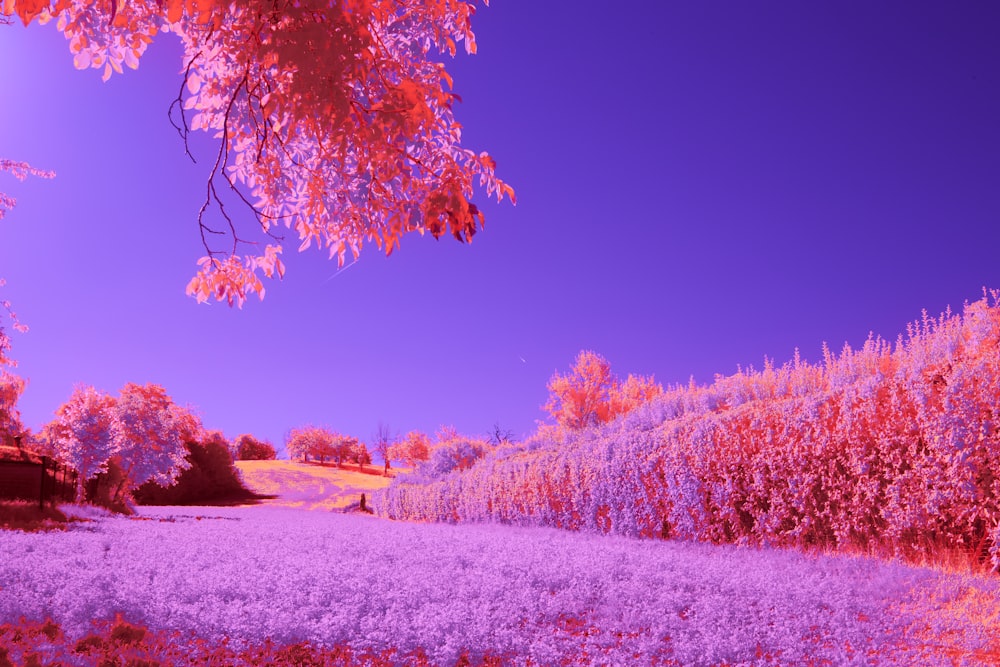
xmin=234 ymin=459 xmax=392 ymax=510
xmin=3 ymin=298 xmax=1000 ymax=665
xmin=1 ymin=503 xmax=998 ymax=666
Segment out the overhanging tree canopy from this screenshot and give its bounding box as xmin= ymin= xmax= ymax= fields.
xmin=3 ymin=0 xmax=514 ymax=305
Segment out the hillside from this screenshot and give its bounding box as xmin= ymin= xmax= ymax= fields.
xmin=235 ymin=460 xmax=394 ymax=511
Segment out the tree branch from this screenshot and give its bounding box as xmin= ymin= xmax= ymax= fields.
xmin=168 ymin=51 xmax=203 ymax=164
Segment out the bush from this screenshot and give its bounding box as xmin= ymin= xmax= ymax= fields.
xmin=409 ymin=438 xmax=492 ymax=482
xmin=234 ymin=434 xmax=277 ymax=461
xmin=134 ymin=437 xmax=255 ymax=506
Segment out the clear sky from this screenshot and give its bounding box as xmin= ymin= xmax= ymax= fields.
xmin=1 ymin=2 xmax=998 ymax=455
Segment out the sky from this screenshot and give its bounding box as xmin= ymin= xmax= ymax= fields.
xmin=1 ymin=2 xmax=998 ymax=455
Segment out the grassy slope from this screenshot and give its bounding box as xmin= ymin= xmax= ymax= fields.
xmin=235 ymin=460 xmax=395 ymax=510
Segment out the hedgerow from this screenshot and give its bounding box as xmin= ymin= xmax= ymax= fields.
xmin=374 ymin=292 xmax=1000 ymax=568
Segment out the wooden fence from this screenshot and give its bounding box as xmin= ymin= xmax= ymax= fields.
xmin=0 ymin=454 xmax=78 ymax=508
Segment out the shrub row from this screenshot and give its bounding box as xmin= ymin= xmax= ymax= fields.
xmin=374 ymin=294 xmax=1000 ymax=567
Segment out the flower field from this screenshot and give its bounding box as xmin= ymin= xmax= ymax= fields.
xmin=1 ymin=505 xmax=998 ymax=665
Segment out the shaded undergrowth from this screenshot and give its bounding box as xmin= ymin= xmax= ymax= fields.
xmin=0 ymin=501 xmax=72 ymax=534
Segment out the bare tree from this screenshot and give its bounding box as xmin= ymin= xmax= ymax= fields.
xmin=489 ymin=421 xmax=514 ymax=447
xmin=372 ymin=421 xmax=396 ymax=476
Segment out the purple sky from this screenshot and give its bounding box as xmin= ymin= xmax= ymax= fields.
xmin=1 ymin=2 xmax=998 ymax=455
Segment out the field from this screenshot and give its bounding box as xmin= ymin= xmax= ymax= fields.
xmin=234 ymin=459 xmax=395 ymax=510
xmin=1 ymin=461 xmax=999 ymax=666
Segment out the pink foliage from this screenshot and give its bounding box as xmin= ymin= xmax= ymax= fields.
xmin=390 ymin=430 xmax=432 ymax=467
xmin=0 ymin=370 xmax=24 ymax=446
xmin=376 ymin=292 xmax=1000 ymax=565
xmin=46 ymin=383 xmax=194 ymax=504
xmin=0 ymin=159 xmax=53 ymax=443
xmin=285 ymin=425 xmax=358 ymax=465
xmin=46 ymin=386 xmax=117 ymax=500
xmin=6 ymin=0 xmax=513 ymax=305
xmin=0 ymin=158 xmax=55 ymax=221
xmin=112 ymin=383 xmax=194 ymax=490
xmin=0 ymin=288 xmax=25 ymax=443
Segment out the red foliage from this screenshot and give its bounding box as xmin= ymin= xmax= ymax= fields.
xmin=391 ymin=430 xmax=432 ymax=467
xmin=544 ymin=350 xmax=662 ymax=430
xmin=285 ymin=425 xmax=360 ymax=466
xmin=233 ymin=433 xmax=277 ymax=460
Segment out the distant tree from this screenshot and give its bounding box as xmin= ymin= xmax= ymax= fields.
xmin=233 ymin=433 xmax=277 ymax=460
xmin=46 ymin=385 xmax=117 ymax=501
xmin=391 ymin=430 xmax=432 ymax=468
xmin=286 ymin=425 xmax=338 ymax=463
xmin=286 ymin=428 xmax=306 ymax=461
xmin=544 ymin=351 xmax=663 ymax=431
xmin=435 ymin=425 xmax=461 ymax=442
xmin=2 ymin=2 xmax=513 ymax=306
xmin=544 ymin=351 xmax=614 ymax=430
xmin=489 ymin=421 xmax=514 ymax=447
xmin=330 ymin=434 xmax=359 ymax=467
xmin=350 ymin=441 xmax=372 ymax=471
xmin=312 ymin=434 xmax=338 ymax=463
xmin=373 ymin=421 xmax=396 ymax=475
xmin=417 ymin=432 xmax=491 ymax=479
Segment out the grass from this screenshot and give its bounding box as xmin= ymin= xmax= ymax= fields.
xmin=799 ymin=530 xmax=1000 ymax=579
xmin=235 ymin=459 xmax=397 ymax=511
xmin=886 ymin=576 xmax=1000 ymax=665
